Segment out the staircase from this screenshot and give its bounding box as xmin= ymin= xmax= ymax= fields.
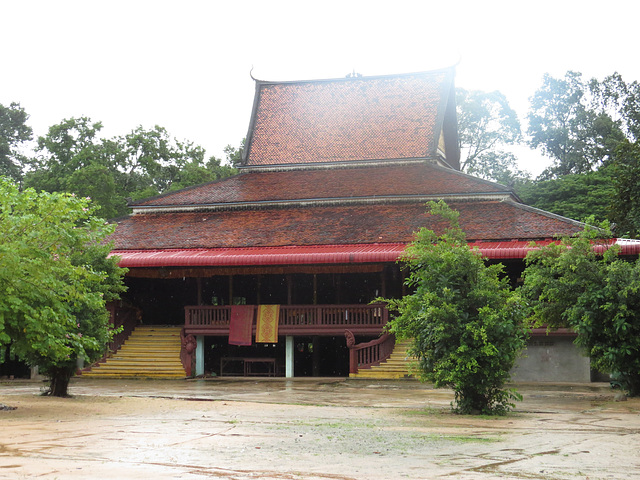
xmin=82 ymin=326 xmax=186 ymax=378
xmin=349 ymin=340 xmax=416 ymax=379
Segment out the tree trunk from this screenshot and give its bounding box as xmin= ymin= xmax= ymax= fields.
xmin=46 ymin=368 xmax=73 ymax=397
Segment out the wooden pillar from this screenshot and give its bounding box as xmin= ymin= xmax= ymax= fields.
xmin=312 ymin=336 xmax=320 ymax=376
xmin=285 ymin=336 xmax=294 ymax=378
xmin=195 ymin=335 xmax=204 ymax=376
xmin=380 ymin=270 xmax=386 ymax=298
xmin=313 ymin=274 xmax=318 ymax=305
xmin=196 ymin=277 xmax=203 ymax=305
xmin=228 ymin=275 xmax=233 ymax=305
xmin=287 ymin=274 xmax=293 ymax=305
xmin=256 ymin=274 xmax=262 ymax=305
xmin=401 ymin=269 xmax=407 ymax=297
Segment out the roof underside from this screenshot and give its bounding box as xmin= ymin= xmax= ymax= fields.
xmin=244 ymin=70 xmax=453 ymax=166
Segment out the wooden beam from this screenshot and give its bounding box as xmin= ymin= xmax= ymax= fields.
xmin=124 ymin=263 xmax=386 ymax=278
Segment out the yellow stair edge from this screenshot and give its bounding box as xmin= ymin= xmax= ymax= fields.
xmin=83 ymin=325 xmax=186 ymax=379
xmin=350 ymin=339 xmax=417 ymax=379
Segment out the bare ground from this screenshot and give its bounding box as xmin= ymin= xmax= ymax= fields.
xmin=1 ymin=378 xmax=639 ymax=479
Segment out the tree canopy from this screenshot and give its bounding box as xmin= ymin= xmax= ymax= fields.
xmin=608 ymin=139 xmax=640 ymax=237
xmin=0 ymin=102 xmax=33 ymax=182
xmin=0 ymin=178 xmax=127 ymax=396
xmin=382 ymin=201 xmax=528 ymax=415
xmin=527 ymin=71 xmax=628 ymax=178
xmin=456 ymin=88 xmax=528 ymax=185
xmin=522 ymin=223 xmax=640 ymax=396
xmin=23 ymin=118 xmax=239 ymax=219
xmin=515 ymin=166 xmax=615 ymax=223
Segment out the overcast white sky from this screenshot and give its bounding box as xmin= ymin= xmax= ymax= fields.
xmin=1 ymin=0 xmax=639 ymax=176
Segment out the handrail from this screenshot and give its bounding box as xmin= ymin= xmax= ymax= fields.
xmin=180 ymin=328 xmax=197 ymax=377
xmin=185 ymin=304 xmax=388 ymax=329
xmin=108 ymin=303 xmax=140 ymax=353
xmin=345 ymin=330 xmax=396 ymax=374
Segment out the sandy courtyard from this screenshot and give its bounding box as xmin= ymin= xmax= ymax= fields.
xmin=1 ymin=378 xmax=639 ymax=479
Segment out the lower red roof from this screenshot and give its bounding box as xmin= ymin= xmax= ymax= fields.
xmin=111 ymin=244 xmax=407 ymax=267
xmin=110 ymin=238 xmax=640 ymax=268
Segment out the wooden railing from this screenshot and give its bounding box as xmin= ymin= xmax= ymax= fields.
xmin=83 ymin=303 xmax=140 ymax=373
xmin=184 ymin=304 xmax=388 ymax=335
xmin=107 ymin=303 xmax=140 ymax=353
xmin=345 ymin=330 xmax=396 ymax=374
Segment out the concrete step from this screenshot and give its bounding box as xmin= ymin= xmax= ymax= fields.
xmin=82 ymin=372 xmax=186 ymax=379
xmin=116 ymin=346 xmax=181 ymax=352
xmin=86 ymin=364 xmax=184 ymax=377
xmin=83 ymin=325 xmax=186 ymax=378
xmin=110 ymin=352 xmax=181 ymax=359
xmin=350 ymin=339 xmax=416 ymax=379
xmin=101 ymin=359 xmax=184 ymax=366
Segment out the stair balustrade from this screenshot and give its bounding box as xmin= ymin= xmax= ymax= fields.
xmin=106 ymin=303 xmax=140 ymax=353
xmin=344 ymin=330 xmax=396 ymax=374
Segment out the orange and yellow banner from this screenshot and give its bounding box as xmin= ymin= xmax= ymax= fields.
xmin=256 ymin=305 xmax=280 ymax=343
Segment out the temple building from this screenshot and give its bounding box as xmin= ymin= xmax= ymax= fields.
xmin=85 ymin=67 xmax=636 ymax=382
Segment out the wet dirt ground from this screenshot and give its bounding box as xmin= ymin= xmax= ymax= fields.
xmin=1 ymin=378 xmax=639 ymax=480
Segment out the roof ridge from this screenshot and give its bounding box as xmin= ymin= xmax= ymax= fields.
xmin=501 ymin=199 xmax=587 ymax=229
xmin=250 ymin=65 xmax=457 ymax=86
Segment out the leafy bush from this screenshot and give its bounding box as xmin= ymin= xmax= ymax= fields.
xmin=382 ymin=201 xmax=528 ymax=415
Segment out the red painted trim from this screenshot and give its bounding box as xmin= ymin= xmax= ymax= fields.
xmin=110 ymin=238 xmax=640 ymax=268
xmin=110 ymin=244 xmax=407 ymax=267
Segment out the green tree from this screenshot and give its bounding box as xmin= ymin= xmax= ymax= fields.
xmin=0 ymin=178 xmax=127 ymax=396
xmin=0 ymin=102 xmax=33 ymax=182
xmin=25 ymin=117 xmax=118 ymax=213
xmin=25 ymin=118 xmax=239 ymax=218
xmin=456 ymin=89 xmax=527 ymax=185
xmin=522 ymin=223 xmax=640 ymax=396
xmin=382 ymin=201 xmax=528 ymax=415
xmin=515 ymin=166 xmax=615 ymax=223
xmin=527 ymin=71 xmax=626 ymax=178
xmin=167 ymin=156 xmax=237 ymax=192
xmin=589 ymin=72 xmax=640 ymax=142
xmin=609 ymin=139 xmax=640 ymax=237
xmin=222 ymin=138 xmax=245 ymax=168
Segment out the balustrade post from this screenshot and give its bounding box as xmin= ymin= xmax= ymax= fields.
xmin=350 ymin=348 xmax=358 ymax=374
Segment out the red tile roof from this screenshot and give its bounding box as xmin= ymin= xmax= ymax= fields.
xmin=110 ymin=200 xmax=582 ymax=251
xmin=111 ymin=244 xmax=408 ymax=267
xmin=111 ymin=239 xmax=640 ymax=268
xmin=244 ymin=69 xmax=453 ymax=166
xmin=132 ymin=162 xmax=509 ymax=208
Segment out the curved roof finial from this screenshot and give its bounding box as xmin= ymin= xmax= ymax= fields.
xmin=249 ymin=65 xmax=258 ymax=81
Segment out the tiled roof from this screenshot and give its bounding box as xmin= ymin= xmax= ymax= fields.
xmin=244 ymin=69 xmax=453 ymax=166
xmin=111 ymin=239 xmax=640 ymax=268
xmin=132 ymin=162 xmax=509 ymax=208
xmin=110 ymin=200 xmax=582 ymax=251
